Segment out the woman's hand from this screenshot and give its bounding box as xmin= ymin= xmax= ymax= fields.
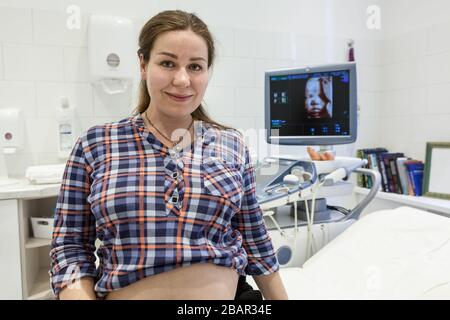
xmin=253 ymin=272 xmax=289 ymax=300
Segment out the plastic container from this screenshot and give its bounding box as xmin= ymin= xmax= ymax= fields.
xmin=30 ymin=217 xmax=54 ymax=239
xmin=57 ymin=96 xmax=76 ymax=159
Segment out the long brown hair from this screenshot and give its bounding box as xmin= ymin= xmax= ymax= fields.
xmin=134 ymin=10 xmax=230 ymax=130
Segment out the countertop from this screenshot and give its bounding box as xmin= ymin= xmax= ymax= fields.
xmin=0 ymin=179 xmax=60 ymax=200
xmin=354 ymin=186 xmax=450 ymax=216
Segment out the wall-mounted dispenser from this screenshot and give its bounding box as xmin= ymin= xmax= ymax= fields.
xmin=88 ymin=15 xmax=136 ymax=94
xmin=57 ymin=96 xmax=77 ymax=160
xmin=0 ymin=108 xmax=24 ymax=155
xmin=0 ymin=108 xmax=24 ymax=185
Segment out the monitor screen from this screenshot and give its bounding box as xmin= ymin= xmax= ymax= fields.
xmin=265 ymin=63 xmax=357 ymax=145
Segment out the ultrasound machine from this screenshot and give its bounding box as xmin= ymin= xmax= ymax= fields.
xmin=256 ymin=63 xmax=382 ymax=267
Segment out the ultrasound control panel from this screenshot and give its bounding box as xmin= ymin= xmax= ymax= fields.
xmin=255 ymin=158 xmax=317 ymax=204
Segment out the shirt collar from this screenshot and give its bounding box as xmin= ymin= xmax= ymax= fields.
xmin=131 ymin=113 xmax=208 ymax=153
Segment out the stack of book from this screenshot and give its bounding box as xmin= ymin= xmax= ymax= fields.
xmin=356 ymin=148 xmax=424 ymax=196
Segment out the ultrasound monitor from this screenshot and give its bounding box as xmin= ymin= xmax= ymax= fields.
xmin=265 ymin=63 xmax=357 ymax=146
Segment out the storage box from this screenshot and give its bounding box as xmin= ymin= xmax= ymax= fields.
xmin=30 ymin=217 xmax=54 ymax=239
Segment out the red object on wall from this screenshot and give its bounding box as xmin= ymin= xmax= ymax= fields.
xmin=348 ymin=39 xmax=355 ymax=62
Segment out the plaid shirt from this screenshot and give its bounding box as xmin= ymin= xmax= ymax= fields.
xmin=49 ymin=113 xmax=279 ymax=297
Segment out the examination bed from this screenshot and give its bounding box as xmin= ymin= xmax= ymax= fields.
xmin=258 ymin=206 xmax=450 ymax=299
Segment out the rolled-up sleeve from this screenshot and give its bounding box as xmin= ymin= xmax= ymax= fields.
xmin=231 ymin=146 xmax=280 ymax=275
xmin=49 ymin=136 xmax=98 ymax=297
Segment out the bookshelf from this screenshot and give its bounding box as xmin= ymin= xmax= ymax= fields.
xmin=354 ymin=186 xmax=450 ymax=217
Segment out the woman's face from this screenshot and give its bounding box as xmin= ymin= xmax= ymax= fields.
xmin=140 ymin=29 xmax=210 ymax=119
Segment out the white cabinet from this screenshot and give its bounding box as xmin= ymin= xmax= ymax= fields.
xmin=18 ymin=196 xmax=57 ymax=300
xmin=0 ymin=199 xmax=22 ymax=299
xmin=0 ymin=181 xmax=59 ymax=300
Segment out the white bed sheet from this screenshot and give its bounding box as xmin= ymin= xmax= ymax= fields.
xmin=275 ymin=206 xmax=450 ymax=299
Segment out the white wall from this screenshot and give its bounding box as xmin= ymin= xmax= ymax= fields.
xmin=377 ymin=0 xmax=450 ymax=161
xmin=0 ymin=0 xmax=383 ymax=177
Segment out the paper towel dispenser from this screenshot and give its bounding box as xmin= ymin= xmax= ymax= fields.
xmin=88 ymin=15 xmax=136 ymax=94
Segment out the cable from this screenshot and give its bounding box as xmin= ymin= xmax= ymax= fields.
xmin=304 ymin=196 xmax=312 ymax=261
xmin=305 ymin=179 xmax=326 ymax=261
xmin=264 ymin=210 xmax=296 ymax=240
xmin=293 ymin=199 xmax=298 ymax=258
xmin=305 ymin=165 xmax=356 ymax=260
xmin=310 ymin=182 xmax=321 ymax=258
xmin=271 ymin=165 xmax=356 ymax=263
xmin=294 ymin=196 xmax=298 ymax=237
xmin=327 ymin=205 xmax=350 ymax=215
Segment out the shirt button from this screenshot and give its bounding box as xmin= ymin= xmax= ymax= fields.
xmin=170 ymin=188 xmax=179 ymax=204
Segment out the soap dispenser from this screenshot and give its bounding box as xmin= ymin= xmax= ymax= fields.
xmin=0 ymin=108 xmax=24 ymax=154
xmin=0 ymin=108 xmax=24 ymax=185
xmin=57 ymin=97 xmax=76 ymax=159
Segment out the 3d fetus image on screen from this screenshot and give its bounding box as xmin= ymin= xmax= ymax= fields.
xmin=266 ymin=64 xmax=356 ymax=145
xmin=304 ymin=76 xmax=333 ymax=119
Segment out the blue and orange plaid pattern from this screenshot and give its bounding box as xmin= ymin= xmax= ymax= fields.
xmin=49 ymin=113 xmax=279 ymax=297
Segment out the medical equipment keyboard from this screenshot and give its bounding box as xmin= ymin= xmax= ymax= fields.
xmin=255 ymin=158 xmax=317 ymax=205
xmin=254 ymin=157 xmax=382 ymax=226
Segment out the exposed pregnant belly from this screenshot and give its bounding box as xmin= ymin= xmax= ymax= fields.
xmin=105 ymin=263 xmax=239 ymax=300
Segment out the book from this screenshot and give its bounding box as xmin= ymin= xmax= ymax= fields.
xmin=378 ymin=153 xmax=389 ymax=192
xmin=405 ymin=170 xmax=415 ymax=196
xmin=357 ymin=148 xmax=388 ymax=189
xmin=365 ymin=151 xmax=373 ymax=188
xmin=396 ymin=157 xmax=411 ymax=195
xmin=389 ymin=158 xmax=401 ymax=193
xmin=356 ymin=149 xmax=366 ymax=188
xmin=369 ymin=153 xmax=380 ymax=188
xmin=404 ymin=161 xmax=424 ymax=196
xmin=380 ymin=153 xmax=404 ymax=193
xmin=389 ymin=154 xmax=405 ymax=194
